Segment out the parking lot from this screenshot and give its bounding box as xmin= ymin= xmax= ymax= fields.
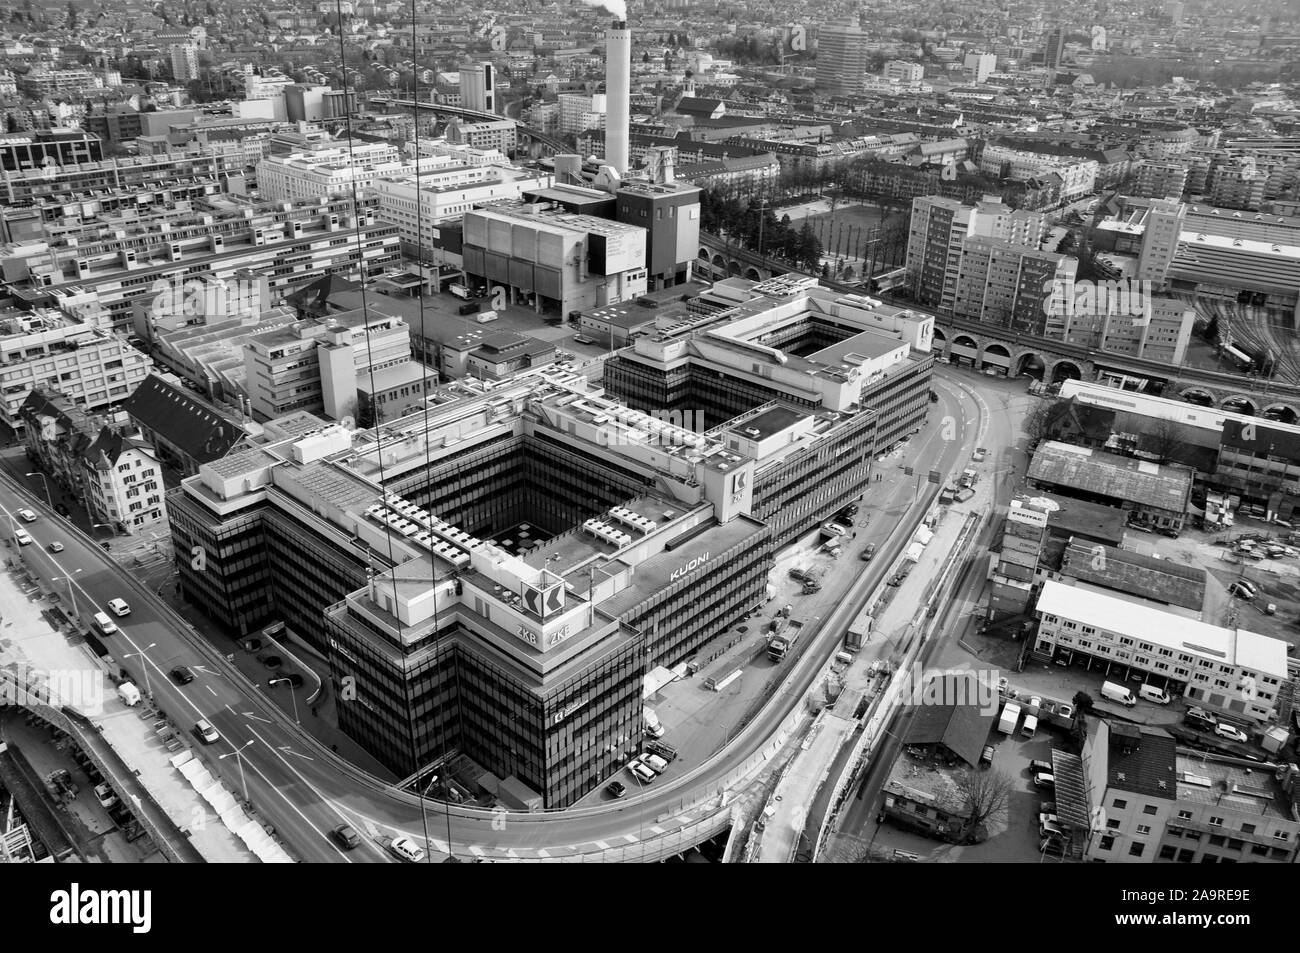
xmin=867 ymin=727 xmax=1069 ymax=863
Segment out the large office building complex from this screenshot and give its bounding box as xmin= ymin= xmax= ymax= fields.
xmin=167 ymin=276 xmax=929 ymax=805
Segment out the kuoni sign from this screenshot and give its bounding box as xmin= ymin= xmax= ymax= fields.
xmin=670 ymin=552 xmax=710 ymax=582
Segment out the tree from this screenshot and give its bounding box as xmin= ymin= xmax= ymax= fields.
xmin=950 ymin=768 xmax=1013 ymax=844
xmin=1022 ymin=397 xmax=1065 ymax=449
xmin=66 ymin=0 xmax=77 ymax=29
xmin=1141 ymin=416 xmax=1183 ymax=465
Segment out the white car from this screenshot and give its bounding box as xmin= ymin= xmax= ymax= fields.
xmin=388 ymin=835 xmax=427 ymax=863
xmin=94 ymin=782 xmax=118 ymax=809
xmin=627 ymin=759 xmax=656 ymax=785
xmin=106 ymin=598 xmax=131 ymax=617
xmin=192 ymin=719 xmax=220 ymax=745
xmin=1215 ymin=723 xmax=1249 ymax=744
xmin=642 ymin=753 xmax=669 ymax=775
xmin=16 ymin=508 xmax=37 ymax=523
xmin=13 ymin=528 xmax=32 ymax=546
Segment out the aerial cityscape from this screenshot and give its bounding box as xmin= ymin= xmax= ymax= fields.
xmin=0 ymin=0 xmax=1295 ymax=894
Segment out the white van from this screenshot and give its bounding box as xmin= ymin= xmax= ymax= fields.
xmin=1021 ymin=713 xmax=1039 ymax=738
xmin=1139 ymin=684 xmax=1172 ymax=705
xmin=475 ymin=310 xmax=498 ymax=324
xmin=92 ymin=611 xmax=118 ymax=636
xmin=1101 ymin=680 xmax=1137 ymax=707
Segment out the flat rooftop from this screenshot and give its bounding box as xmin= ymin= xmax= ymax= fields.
xmin=1175 ymin=753 xmax=1292 ymax=820
xmin=1038 ymin=579 xmax=1287 ymax=678
xmin=729 ymin=404 xmax=805 ymax=442
xmin=597 ymin=514 xmax=768 ymax=619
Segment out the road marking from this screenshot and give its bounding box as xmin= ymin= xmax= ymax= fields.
xmin=206 ymin=686 xmax=217 ymax=697
xmin=468 ymin=845 xmax=484 ymax=856
xmin=623 ymin=834 xmax=638 ymax=844
xmin=593 ymin=839 xmax=609 ymax=849
xmin=535 ymin=848 xmax=550 ymax=858
xmin=649 ymin=825 xmax=664 ymax=835
xmin=238 ymin=709 xmax=274 ymax=725
xmin=276 ymin=745 xmax=314 ymax=762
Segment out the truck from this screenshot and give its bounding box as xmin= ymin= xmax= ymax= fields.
xmin=904 ymin=541 xmax=925 ymax=565
xmin=449 ymin=283 xmax=471 ymax=299
xmin=939 ymin=486 xmax=956 ymax=504
xmin=845 ymin=611 xmax=873 ymax=651
xmin=954 ymin=487 xmax=976 ymax=503
xmin=767 ymin=618 xmax=804 ymax=662
xmin=959 ymin=468 xmax=979 ymax=489
xmin=117 ymin=681 xmax=141 ymax=707
xmin=998 ymin=701 xmax=1021 ymax=734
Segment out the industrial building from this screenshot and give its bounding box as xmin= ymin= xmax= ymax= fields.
xmin=1026 ymin=441 xmax=1193 ymax=532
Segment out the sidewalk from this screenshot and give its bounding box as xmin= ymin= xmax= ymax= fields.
xmin=0 ymin=561 xmax=255 ymax=862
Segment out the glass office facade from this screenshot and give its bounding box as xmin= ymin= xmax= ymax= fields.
xmin=752 ymin=410 xmax=877 ymax=545
xmin=167 ymin=488 xmax=274 ymax=636
xmin=325 ymin=599 xmax=647 ymax=807
xmin=864 ymin=353 xmax=934 ymax=450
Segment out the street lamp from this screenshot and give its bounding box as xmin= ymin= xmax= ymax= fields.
xmin=268 ymin=676 xmax=300 ymax=725
xmin=25 ymin=472 xmax=51 ymax=509
xmin=53 ymin=568 xmax=82 ymax=618
xmin=417 ymin=772 xmax=439 ymax=864
xmin=123 ymin=642 xmax=157 ymax=697
xmin=219 ymin=739 xmax=256 ymax=803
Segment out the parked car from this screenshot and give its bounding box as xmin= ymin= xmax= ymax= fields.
xmin=94 ymin=783 xmax=118 ymax=809
xmin=1033 ymin=771 xmax=1056 ymax=789
xmin=388 ymin=835 xmax=427 ymax=863
xmin=1028 ymin=759 xmax=1054 ymax=775
xmin=644 ymin=739 xmax=677 ymax=762
xmin=979 ymin=744 xmax=994 ymax=767
xmin=1040 ymin=800 xmax=1057 ymax=815
xmin=16 ymin=508 xmax=37 ymax=523
xmin=572 ymin=334 xmax=596 ymax=346
xmin=627 ymin=760 xmax=656 ymax=785
xmin=606 ymin=780 xmax=627 ymax=799
xmin=169 ymin=666 xmax=195 ymax=685
xmin=644 ymin=722 xmax=665 ymax=739
xmin=1228 ymin=581 xmax=1256 ymax=600
xmin=1215 ymin=723 xmax=1249 ymax=744
xmin=642 ymin=753 xmax=669 ymax=775
xmin=330 ymin=824 xmax=362 ymax=850
xmin=971 ymin=447 xmax=987 ymax=462
xmin=1185 ymin=708 xmax=1217 ymax=731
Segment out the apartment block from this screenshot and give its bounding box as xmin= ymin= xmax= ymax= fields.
xmin=255 ymin=143 xmax=407 ymax=203
xmin=816 ymin=20 xmax=870 ymax=97
xmin=559 ymin=93 xmax=607 ymax=136
xmin=0 ymin=195 xmax=401 ymax=331
xmin=0 ymin=312 xmax=153 ymax=433
xmin=444 ymin=118 xmax=517 ymax=156
xmin=1035 ymin=579 xmax=1287 ymax=723
xmin=1083 ymin=721 xmax=1300 ymax=864
xmin=1131 ymin=160 xmax=1189 ymax=201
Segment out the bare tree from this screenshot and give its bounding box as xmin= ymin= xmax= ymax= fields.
xmin=950 ymin=768 xmax=1014 ymax=843
xmin=1021 ymin=397 xmax=1065 ymax=449
xmin=1141 ymin=416 xmax=1182 ymax=464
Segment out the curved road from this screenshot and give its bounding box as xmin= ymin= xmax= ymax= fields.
xmin=0 ymin=375 xmax=980 ymax=861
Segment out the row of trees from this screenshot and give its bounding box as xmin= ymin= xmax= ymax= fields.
xmin=699 ymin=188 xmax=824 ymax=272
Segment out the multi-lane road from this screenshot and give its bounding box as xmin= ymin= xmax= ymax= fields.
xmin=0 ymin=367 xmax=991 ymax=862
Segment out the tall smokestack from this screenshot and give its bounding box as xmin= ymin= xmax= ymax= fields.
xmin=605 ymin=19 xmax=631 ymax=177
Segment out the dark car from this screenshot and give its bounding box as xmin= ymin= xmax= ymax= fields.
xmin=645 ymin=739 xmax=678 ymax=762
xmin=330 ymin=824 xmax=362 ymax=850
xmin=860 ymin=543 xmax=877 ymax=562
xmin=457 ymin=303 xmax=479 ymax=316
xmin=980 ymin=744 xmax=995 ymax=767
xmin=169 ymin=666 xmax=195 ymax=685
xmin=840 ymin=503 xmax=859 ymax=520
xmin=606 ymin=780 xmax=627 ymax=799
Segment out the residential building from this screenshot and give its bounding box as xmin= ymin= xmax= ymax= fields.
xmin=171 ymin=44 xmax=200 ymax=82
xmin=20 ymin=387 xmax=168 ymax=535
xmin=816 ymin=20 xmax=870 ymax=98
xmin=443 ymin=118 xmax=517 ymax=156
xmin=1131 ymin=161 xmax=1189 ymax=201
xmin=121 ymin=373 xmax=251 ymax=477
xmin=964 ymin=52 xmax=996 ymax=84
xmin=884 ymin=60 xmax=924 ymax=84
xmin=460 ymin=62 xmax=496 ymax=114
xmin=1034 ymin=579 xmax=1288 ymax=722
xmin=1083 ymin=720 xmax=1300 ymax=863
xmin=0 ymin=311 xmax=153 ymax=434
xmin=559 ymin=93 xmax=607 ymax=136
